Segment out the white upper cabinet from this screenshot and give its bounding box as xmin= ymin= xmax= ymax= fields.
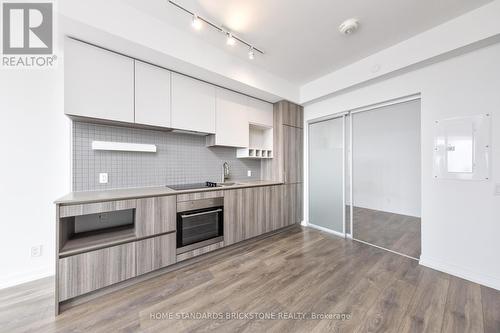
xmin=64 ymin=38 xmax=135 ymax=123
xmin=64 ymin=38 xmax=272 ymax=142
xmin=134 ymin=61 xmax=171 ymax=128
xmin=247 ymin=97 xmax=273 ymax=127
xmin=212 ymin=88 xmax=249 ymax=148
xmin=171 ymin=73 xmax=216 ymax=134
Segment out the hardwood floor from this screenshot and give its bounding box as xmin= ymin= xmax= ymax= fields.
xmin=351 ymin=207 xmax=421 ymax=258
xmin=1 ymin=226 xmax=498 ymax=333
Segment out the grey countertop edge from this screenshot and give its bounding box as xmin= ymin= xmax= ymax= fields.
xmin=54 ymin=180 xmax=284 ymax=205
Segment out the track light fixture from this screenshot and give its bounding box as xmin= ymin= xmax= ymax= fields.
xmin=168 ymin=0 xmax=264 ymax=59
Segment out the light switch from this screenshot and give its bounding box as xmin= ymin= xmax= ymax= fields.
xmin=31 ymin=245 xmax=42 ymax=257
xmin=247 ymin=170 xmax=252 ymax=177
xmin=99 ymin=173 xmax=108 ymax=184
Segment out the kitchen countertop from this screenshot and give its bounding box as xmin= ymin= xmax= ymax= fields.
xmin=54 ymin=180 xmax=283 ymax=205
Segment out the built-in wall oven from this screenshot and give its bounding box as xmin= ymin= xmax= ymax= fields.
xmin=176 ymin=197 xmax=224 ymax=254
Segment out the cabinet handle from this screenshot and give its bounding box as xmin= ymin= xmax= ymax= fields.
xmin=181 ymin=208 xmax=222 ymax=218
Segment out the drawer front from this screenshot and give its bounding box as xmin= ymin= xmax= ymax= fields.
xmin=136 ymin=233 xmax=176 ymax=275
xmin=176 ymin=241 xmax=224 ymax=262
xmin=58 ymin=242 xmax=136 ymax=301
xmin=176 ymin=191 xmax=224 ymax=202
xmin=136 ymin=196 xmax=176 ymax=237
xmin=59 ymin=199 xmax=136 ymax=218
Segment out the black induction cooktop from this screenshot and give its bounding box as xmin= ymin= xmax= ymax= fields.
xmin=166 ymin=182 xmax=219 ymax=191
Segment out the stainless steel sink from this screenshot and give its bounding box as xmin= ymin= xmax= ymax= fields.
xmin=217 ymin=182 xmax=241 ymax=187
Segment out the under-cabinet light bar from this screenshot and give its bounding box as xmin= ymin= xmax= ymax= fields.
xmin=91 ymin=141 xmax=157 ymax=153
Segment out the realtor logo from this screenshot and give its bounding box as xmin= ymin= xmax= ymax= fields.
xmin=2 ymin=1 xmax=56 ymax=67
xmin=2 ymin=2 xmax=53 ymax=54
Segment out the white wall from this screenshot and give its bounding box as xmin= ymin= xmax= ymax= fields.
xmin=304 ymin=41 xmax=500 ymax=290
xmin=351 ymin=100 xmax=421 ymax=217
xmin=0 ymin=43 xmax=70 ymax=288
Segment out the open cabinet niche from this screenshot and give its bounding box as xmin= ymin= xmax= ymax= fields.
xmin=59 ymin=208 xmax=136 ymax=257
xmin=237 ymin=124 xmax=273 ymax=159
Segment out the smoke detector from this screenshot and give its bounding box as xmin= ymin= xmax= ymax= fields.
xmin=339 ymin=18 xmax=359 ymax=35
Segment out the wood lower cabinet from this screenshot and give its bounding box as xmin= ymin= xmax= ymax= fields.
xmin=224 ymin=187 xmax=265 ymax=246
xmin=56 ymin=184 xmax=302 ymax=312
xmin=224 ymin=189 xmax=245 ymax=246
xmin=136 ymin=233 xmax=176 ymax=275
xmin=284 ymin=183 xmax=303 ymax=226
xmin=224 ymin=184 xmax=301 ymax=246
xmin=135 ymin=196 xmax=176 ymax=237
xmin=58 ymin=242 xmax=136 ymax=301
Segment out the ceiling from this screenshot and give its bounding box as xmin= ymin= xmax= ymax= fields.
xmin=123 ymin=0 xmax=493 ymax=85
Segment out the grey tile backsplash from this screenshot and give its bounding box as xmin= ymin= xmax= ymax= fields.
xmin=72 ymin=122 xmax=261 ymax=191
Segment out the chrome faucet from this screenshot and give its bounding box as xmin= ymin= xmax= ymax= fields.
xmin=222 ymin=162 xmax=230 ymax=183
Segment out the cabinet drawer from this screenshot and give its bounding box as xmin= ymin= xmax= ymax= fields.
xmin=176 ymin=191 xmax=224 ymax=202
xmin=136 ymin=233 xmax=176 ymax=275
xmin=59 ymin=199 xmax=136 ymax=218
xmin=58 ymin=242 xmax=136 ymax=301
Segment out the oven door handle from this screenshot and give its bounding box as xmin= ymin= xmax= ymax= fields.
xmin=181 ymin=208 xmax=222 ymax=219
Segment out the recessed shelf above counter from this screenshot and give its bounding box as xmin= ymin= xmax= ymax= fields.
xmin=236 ymin=123 xmax=273 ymax=159
xmin=237 ymin=148 xmax=273 ymax=159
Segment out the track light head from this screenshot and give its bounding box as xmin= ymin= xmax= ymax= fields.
xmin=226 ymin=32 xmax=236 ymax=46
xmin=248 ymin=47 xmax=255 ymax=60
xmin=192 ymin=14 xmax=202 ymax=30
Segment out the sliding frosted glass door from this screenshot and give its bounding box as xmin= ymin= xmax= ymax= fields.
xmin=308 ymin=116 xmax=345 ymax=235
xmin=351 ymin=99 xmax=421 ymax=258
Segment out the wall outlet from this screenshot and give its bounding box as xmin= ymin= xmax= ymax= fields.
xmin=31 ymin=245 xmax=43 ymax=257
xmin=99 ymin=173 xmax=108 ymax=184
xmin=247 ymin=170 xmax=252 ymax=177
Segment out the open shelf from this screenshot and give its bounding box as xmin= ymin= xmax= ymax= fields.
xmin=59 ymin=225 xmax=136 ymax=257
xmin=59 ymin=208 xmax=136 ymax=257
xmin=237 ymin=124 xmax=273 ymax=159
xmin=237 ymin=148 xmax=273 ymax=159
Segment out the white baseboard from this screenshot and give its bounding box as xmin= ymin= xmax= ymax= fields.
xmin=0 ymin=268 xmax=54 ymax=290
xmin=420 ymin=256 xmax=500 ymax=291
